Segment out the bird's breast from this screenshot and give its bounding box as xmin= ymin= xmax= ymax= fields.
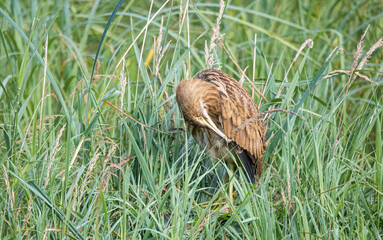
xmin=190 ymin=125 xmax=235 ymax=163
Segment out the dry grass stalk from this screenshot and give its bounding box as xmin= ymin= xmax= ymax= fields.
xmin=39 ymin=26 xmax=48 ymax=136
xmin=155 ymin=17 xmax=170 ymax=76
xmin=328 ymin=220 xmax=332 ymax=240
xmin=22 ymin=198 xmax=33 ymax=226
xmin=101 ymin=145 xmax=117 ymax=190
xmin=153 ymin=16 xmax=172 ymax=117
xmin=45 ymin=124 xmax=66 ymax=187
xmin=291 ymin=181 xmax=353 ymax=204
xmin=140 ymin=124 xmax=147 ymax=151
xmin=232 ymin=109 xmax=305 ymax=134
xmin=238 ymin=66 xmax=248 ymax=86
xmin=280 ymin=187 xmax=287 ymax=208
xmin=77 ymin=149 xmax=102 ymax=208
xmin=323 ymin=69 xmax=375 ymax=83
xmin=66 ymin=79 xmax=85 ymax=102
xmin=204 ymin=0 xmax=225 ymax=69
xmin=94 ymin=59 xmax=100 ymax=79
xmin=72 ymin=186 xmax=79 ymax=211
xmin=252 ymin=34 xmax=258 ymax=98
xmin=186 ymin=1 xmax=191 ymax=78
xmin=325 ymin=46 xmax=346 ymax=62
xmin=107 ymin=156 xmax=135 ymax=173
xmin=357 ymin=38 xmax=383 ymax=70
xmin=103 ymin=101 xmax=168 ymax=135
xmin=218 ymin=40 xmax=267 ymax=102
xmin=177 ymin=0 xmax=191 ymax=77
xmin=2 ymin=164 xmax=13 ymax=211
xmin=252 ymin=34 xmax=257 ymax=84
xmin=296 ymin=156 xmax=301 ymax=184
xmin=178 ymin=0 xmax=190 ymax=36
xmin=352 ymin=25 xmax=369 ymax=73
xmin=138 ymin=0 xmax=154 ymax=72
xmin=179 ymin=0 xmax=183 ymax=28
xmin=275 ymin=39 xmax=313 ymax=99
xmin=286 ymin=163 xmax=292 ymax=211
xmin=42 ymin=227 xmax=48 ymax=240
xmin=120 ymin=58 xmax=126 ymax=110
xmin=368 ymin=108 xmax=377 ymax=126
xmin=115 ymin=0 xmax=169 ymax=70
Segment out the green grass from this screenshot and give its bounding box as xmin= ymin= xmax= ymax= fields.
xmin=1 ymin=0 xmax=383 ymax=239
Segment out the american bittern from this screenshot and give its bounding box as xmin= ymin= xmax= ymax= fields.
xmin=176 ymin=69 xmax=266 ymax=202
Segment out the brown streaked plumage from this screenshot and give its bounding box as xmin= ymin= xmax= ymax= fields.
xmin=176 ymin=69 xmax=266 ymax=184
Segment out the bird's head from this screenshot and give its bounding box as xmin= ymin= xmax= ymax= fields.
xmin=176 ymin=79 xmax=215 ymax=124
xmin=176 ymin=79 xmax=228 ymax=140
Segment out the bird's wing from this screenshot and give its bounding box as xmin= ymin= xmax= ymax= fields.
xmin=221 ymin=78 xmax=265 ymax=175
xmin=195 ymin=69 xmax=266 ymax=174
xmin=220 ymin=82 xmax=265 ymax=159
xmin=235 ymin=147 xmax=256 ymax=183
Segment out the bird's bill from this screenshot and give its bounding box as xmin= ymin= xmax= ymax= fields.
xmin=200 ymin=116 xmax=229 ymax=142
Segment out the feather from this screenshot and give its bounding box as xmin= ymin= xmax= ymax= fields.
xmin=236 ymin=149 xmax=255 ymax=183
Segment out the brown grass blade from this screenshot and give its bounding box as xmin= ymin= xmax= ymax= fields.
xmin=103 ymin=101 xmax=169 ymax=135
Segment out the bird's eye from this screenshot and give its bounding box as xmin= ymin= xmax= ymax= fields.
xmin=196 ymin=116 xmax=206 ymax=126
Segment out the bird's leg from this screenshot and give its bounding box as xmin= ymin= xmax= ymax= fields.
xmin=229 ymin=163 xmax=234 ymax=203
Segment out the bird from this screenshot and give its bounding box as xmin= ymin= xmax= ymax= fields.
xmin=176 ymin=69 xmax=266 ymax=202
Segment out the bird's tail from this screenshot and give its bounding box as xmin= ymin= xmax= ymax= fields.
xmin=237 ymin=150 xmax=255 ymax=184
